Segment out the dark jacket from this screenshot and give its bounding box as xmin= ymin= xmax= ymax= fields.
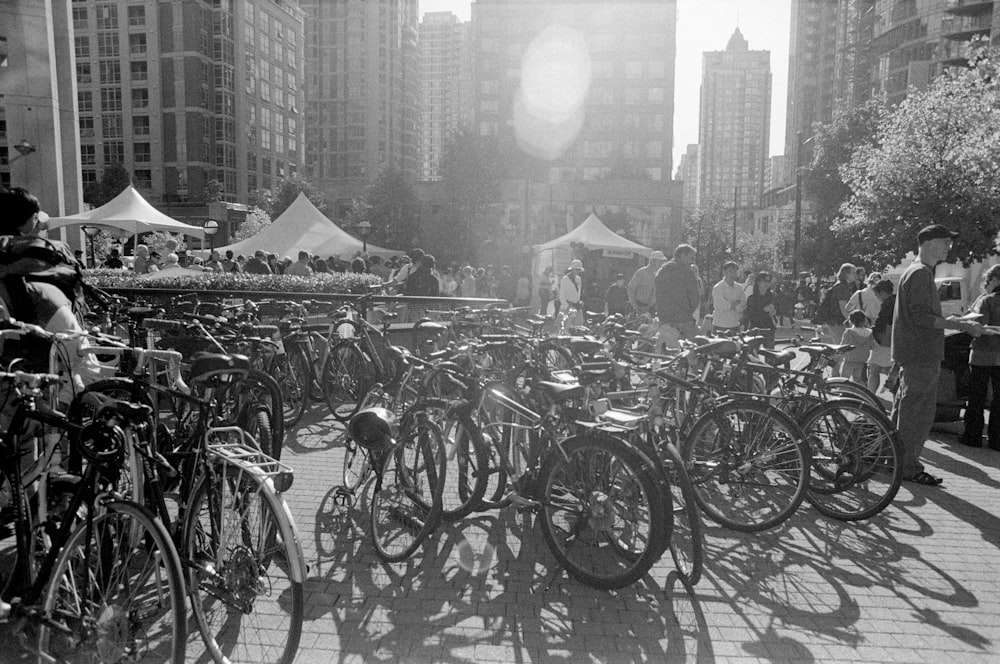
xmin=654 ymin=260 xmax=700 ymax=325
xmin=891 ymin=259 xmax=943 ymax=366
xmin=243 ymin=257 xmax=272 ymax=274
xmin=404 ymin=267 xmax=440 ymax=297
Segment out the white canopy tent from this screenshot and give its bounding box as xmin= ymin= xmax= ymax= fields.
xmin=213 ymin=193 xmax=393 ymax=259
xmin=533 ymin=212 xmax=652 ymax=276
xmin=46 ymin=185 xmax=206 ymax=239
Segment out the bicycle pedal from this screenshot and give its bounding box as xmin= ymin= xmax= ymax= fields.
xmin=506 ymin=491 xmax=541 ymax=509
xmin=332 ymin=486 xmax=356 ymax=507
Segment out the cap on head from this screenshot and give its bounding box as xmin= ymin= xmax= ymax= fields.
xmin=568 ymin=259 xmax=585 ymax=272
xmin=918 ymin=224 xmax=958 ymax=244
xmin=649 ymin=250 xmax=667 ymax=263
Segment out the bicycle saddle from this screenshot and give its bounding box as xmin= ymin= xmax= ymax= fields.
xmin=758 ymin=348 xmax=796 ymax=367
xmin=189 ymin=352 xmax=250 ymax=384
xmin=799 ymin=344 xmax=852 ymax=358
xmin=98 ymin=399 xmax=154 ymax=425
xmin=692 ymin=338 xmax=739 ymax=357
xmin=535 ymin=381 xmax=585 ymax=401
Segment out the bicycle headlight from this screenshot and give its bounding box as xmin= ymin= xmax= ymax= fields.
xmin=347 ymin=407 xmax=397 ymax=451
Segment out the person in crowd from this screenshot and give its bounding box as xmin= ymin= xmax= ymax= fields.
xmin=368 ymin=255 xmax=392 ymax=282
xmin=892 ymin=224 xmax=981 ymax=485
xmin=559 ymin=260 xmax=586 ymax=327
xmin=176 ymin=249 xmax=192 ymax=268
xmin=242 ymin=250 xmax=271 ymax=274
xmin=745 ymin=271 xmax=777 ymax=348
xmin=840 ymin=310 xmax=875 ymax=383
xmin=161 ymin=253 xmax=182 ymax=271
xmin=189 ymin=256 xmax=206 ymax=271
xmin=351 ymin=257 xmax=367 ymax=274
xmin=484 ymin=265 xmax=499 ymax=299
xmin=103 ymin=248 xmax=124 ymax=269
xmin=774 ymin=281 xmax=795 ymax=326
xmin=267 ymin=253 xmax=282 ymax=274
xmin=147 ymin=251 xmax=162 ymax=272
xmin=854 ymin=265 xmax=868 ymax=292
xmin=73 ymin=249 xmax=85 ymax=266
xmin=132 ymin=244 xmax=150 ymax=274
xmin=236 ymin=255 xmax=247 ymax=270
xmin=960 ymin=264 xmax=1000 ymax=450
xmin=847 ymin=272 xmax=883 ymax=324
xmin=795 ymin=277 xmax=815 ymax=318
xmin=221 ymin=250 xmax=239 ymax=273
xmin=605 ymin=273 xmax=630 ymax=317
xmin=475 ymin=266 xmax=487 ymax=288
xmin=867 ymin=279 xmax=895 ymax=394
xmin=818 ymin=262 xmax=857 ymax=342
xmin=711 ymin=260 xmax=746 ymax=336
xmin=537 ymin=266 xmax=554 ymax=315
xmin=285 ymin=251 xmax=313 ymax=277
xmin=655 ymin=244 xmax=700 ymax=349
xmin=440 ymin=268 xmax=458 ymax=297
xmin=204 ymin=251 xmax=222 ymax=273
xmin=515 ymin=273 xmax=531 ymax=308
xmin=404 ymin=254 xmax=440 ymax=296
xmin=460 ymin=265 xmax=477 ymax=298
xmin=498 ymin=265 xmax=517 ymax=303
xmin=313 ymin=256 xmax=329 ymax=273
xmin=394 ymin=249 xmax=423 ymax=285
xmin=627 ymin=250 xmax=666 ymax=315
xmin=282 ymin=256 xmax=293 ymax=273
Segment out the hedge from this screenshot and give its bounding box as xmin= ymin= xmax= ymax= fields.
xmin=85 ymin=268 xmax=381 ymax=294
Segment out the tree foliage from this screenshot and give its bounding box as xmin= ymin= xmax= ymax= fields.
xmin=346 ymin=166 xmax=419 ymax=250
xmin=232 ymin=207 xmax=272 ymax=242
xmin=737 ymin=216 xmax=793 ymax=277
xmin=270 ymin=175 xmax=329 ymax=219
xmin=83 ymin=163 xmax=132 ymax=207
xmin=143 ymin=231 xmax=187 ymax=256
xmin=681 ymin=196 xmax=734 ymax=283
xmin=838 ymin=41 xmax=1000 ymax=268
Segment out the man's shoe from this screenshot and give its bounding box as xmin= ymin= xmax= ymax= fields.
xmin=905 ymin=471 xmax=943 ymax=486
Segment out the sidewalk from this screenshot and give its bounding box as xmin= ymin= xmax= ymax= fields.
xmin=281 ymin=409 xmax=1000 ymax=664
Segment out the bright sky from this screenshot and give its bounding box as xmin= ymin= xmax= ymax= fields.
xmin=419 ymin=0 xmax=791 ymax=172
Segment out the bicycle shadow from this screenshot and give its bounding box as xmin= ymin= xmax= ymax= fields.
xmin=283 ymin=406 xmax=345 ymax=454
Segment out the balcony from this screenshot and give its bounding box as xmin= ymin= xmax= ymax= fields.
xmin=940 ymin=12 xmax=993 ymax=40
xmin=944 ymin=0 xmax=994 ymax=17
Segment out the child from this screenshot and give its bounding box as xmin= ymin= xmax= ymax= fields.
xmin=839 ymin=310 xmax=875 ymax=383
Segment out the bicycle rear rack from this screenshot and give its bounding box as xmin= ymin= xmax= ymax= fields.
xmin=205 ymin=426 xmax=295 ymax=492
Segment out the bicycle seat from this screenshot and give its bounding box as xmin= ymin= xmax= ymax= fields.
xmin=126 ymin=306 xmax=156 ymax=321
xmin=557 ymin=337 xmax=602 ymax=354
xmin=415 ymin=320 xmax=448 ymax=330
xmin=800 ymin=344 xmax=851 ymax=358
xmin=758 ymin=348 xmax=796 ymax=367
xmin=378 ymin=311 xmax=399 ymax=321
xmin=100 ymin=399 xmax=154 ymax=425
xmin=535 ymin=381 xmax=585 ymax=401
xmin=299 ymin=323 xmax=330 ymax=334
xmin=576 ymin=361 xmax=614 ymax=385
xmin=249 ymin=324 xmax=278 ymax=337
xmin=525 ymin=315 xmax=551 ymax=325
xmin=598 ymin=409 xmax=646 ymax=428
xmin=189 ymin=352 xmax=250 ymax=384
xmin=692 ymin=338 xmax=739 ymax=357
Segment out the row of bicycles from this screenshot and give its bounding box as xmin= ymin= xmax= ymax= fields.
xmin=0 ymin=297 xmax=305 ymax=663
xmin=314 ymin=300 xmax=902 ymax=592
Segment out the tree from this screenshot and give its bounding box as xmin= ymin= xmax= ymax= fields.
xmin=737 ymin=216 xmax=793 ymax=277
xmin=83 ymin=163 xmax=132 ymax=207
xmin=231 ymin=207 xmax=272 ymax=242
xmin=681 ymin=196 xmax=735 ymax=284
xmin=347 ymin=166 xmax=419 ymax=250
xmin=269 ymin=175 xmax=328 ymax=219
xmin=838 ymin=41 xmax=1000 ymax=268
xmin=144 ymin=231 xmax=187 ymax=256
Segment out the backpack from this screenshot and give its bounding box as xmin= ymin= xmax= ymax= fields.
xmin=0 ymin=235 xmax=90 ymax=322
xmin=872 ymin=294 xmax=895 ymax=346
xmin=813 ymin=287 xmax=843 ymax=326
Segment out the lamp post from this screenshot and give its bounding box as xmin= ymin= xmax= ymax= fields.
xmin=793 ymin=131 xmax=816 ymax=280
xmin=357 ymin=220 xmax=371 ymax=254
xmin=12 ymin=140 xmax=37 ymax=160
xmin=82 ymin=225 xmax=100 ymax=268
xmin=203 ymin=219 xmax=219 ymax=254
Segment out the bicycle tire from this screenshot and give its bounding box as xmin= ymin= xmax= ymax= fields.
xmin=37 ymin=500 xmax=187 ymax=664
xmin=682 ymin=399 xmax=809 ymax=533
xmin=825 ymin=377 xmax=886 ymax=413
xmin=221 ymin=370 xmax=286 ymax=460
xmin=246 ymin=406 xmax=275 ymax=460
xmin=369 ymin=412 xmax=446 ymax=563
xmin=662 ymin=441 xmax=704 ymax=586
xmin=322 ymin=341 xmax=376 ymax=422
xmin=537 ymin=432 xmax=667 ymax=590
xmin=271 ymin=345 xmax=311 ymax=430
xmin=800 ymin=399 xmax=903 ymax=521
xmin=184 ymin=463 xmax=304 ymax=664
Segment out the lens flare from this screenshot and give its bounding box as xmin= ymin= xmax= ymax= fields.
xmin=454 ymin=536 xmax=497 ymax=576
xmin=515 ymin=25 xmax=591 ymax=161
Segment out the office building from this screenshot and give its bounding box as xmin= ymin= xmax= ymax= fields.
xmin=0 ymin=0 xmax=82 ymax=217
xmin=301 ymin=0 xmax=420 ymax=211
xmin=71 ymin=0 xmax=305 ymax=206
xmin=676 ymin=143 xmax=698 ymax=210
xmin=698 ymin=27 xmax=771 ymax=228
xmin=419 ymin=12 xmax=473 ymax=182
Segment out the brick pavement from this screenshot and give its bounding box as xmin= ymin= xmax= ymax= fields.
xmin=4 ymin=404 xmax=1000 ymax=663
xmin=276 ymin=406 xmax=1000 ymax=664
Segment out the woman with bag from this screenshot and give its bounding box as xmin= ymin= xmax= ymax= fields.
xmin=866 ymin=280 xmax=896 ymax=394
xmin=745 ymin=271 xmax=777 ymax=349
xmin=960 ymin=265 xmax=1000 ymax=449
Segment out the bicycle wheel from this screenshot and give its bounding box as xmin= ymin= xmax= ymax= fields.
xmin=825 ymin=377 xmax=886 ymax=413
xmin=661 ymin=441 xmax=704 ymax=586
xmin=537 ymin=432 xmax=667 ymax=590
xmin=244 ymin=406 xmax=275 ymax=460
xmin=682 ymin=399 xmax=809 ymax=533
xmin=185 ymin=464 xmax=304 ymax=664
xmin=270 ymin=346 xmax=310 ymax=430
xmin=369 ymin=413 xmax=446 ymax=563
xmin=38 ymin=501 xmax=186 ymax=664
xmin=538 ymin=340 xmax=575 ymax=373
xmin=800 ymin=399 xmax=903 ymax=521
xmin=322 ymin=341 xmax=375 ymax=422
xmin=436 ymin=406 xmax=489 ymax=522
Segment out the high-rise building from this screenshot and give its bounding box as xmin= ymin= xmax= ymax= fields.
xmin=676 ymin=143 xmax=699 ymax=210
xmin=698 ymin=27 xmax=771 ymax=224
xmin=419 ymin=12 xmax=473 ymax=182
xmin=1 ymin=0 xmax=82 ymax=217
xmin=301 ymin=0 xmax=420 ymax=211
xmin=71 ymin=0 xmax=304 ymax=206
xmin=471 ymin=0 xmax=677 ymax=184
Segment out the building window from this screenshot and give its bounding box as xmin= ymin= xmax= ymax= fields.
xmin=79 ymin=116 xmax=95 ymax=137
xmin=133 ymin=116 xmax=150 ymax=136
xmin=99 ymin=60 xmax=120 ymax=84
xmin=131 ymin=88 xmax=148 ymax=109
xmin=100 ymin=88 xmax=122 ymax=111
xmin=127 ymin=5 xmax=145 ymax=27
xmin=102 ymin=115 xmax=123 ymax=138
xmin=77 ymin=62 xmax=92 ymax=84
xmin=82 ymin=170 xmax=97 ymax=186
xmin=81 ymin=145 xmax=96 ymax=165
xmin=97 ymin=33 xmax=119 ymax=57
xmin=626 ymin=61 xmax=642 ymax=79
xmin=72 ymin=7 xmax=88 ymax=29
xmin=134 ymin=169 xmax=152 ymax=188
xmin=74 ymin=36 xmax=90 ymax=59
xmin=96 ymin=5 xmax=118 ymax=30
xmin=103 ymin=141 xmax=124 ymax=164
xmin=133 ymin=143 xmax=150 ymax=162
xmin=130 ymin=61 xmax=147 ymax=81
xmin=129 ymin=33 xmax=146 ymax=56
xmin=78 ymin=91 xmax=93 ymax=112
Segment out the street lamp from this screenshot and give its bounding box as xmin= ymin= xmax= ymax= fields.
xmin=13 ymin=140 xmax=36 ymax=159
xmin=357 ymin=220 xmax=371 ymax=253
xmin=203 ymin=219 xmax=219 ymax=254
xmin=82 ymin=225 xmax=100 ymax=268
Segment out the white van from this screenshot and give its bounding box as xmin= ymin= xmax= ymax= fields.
xmin=936 ymin=278 xmax=968 ymax=317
